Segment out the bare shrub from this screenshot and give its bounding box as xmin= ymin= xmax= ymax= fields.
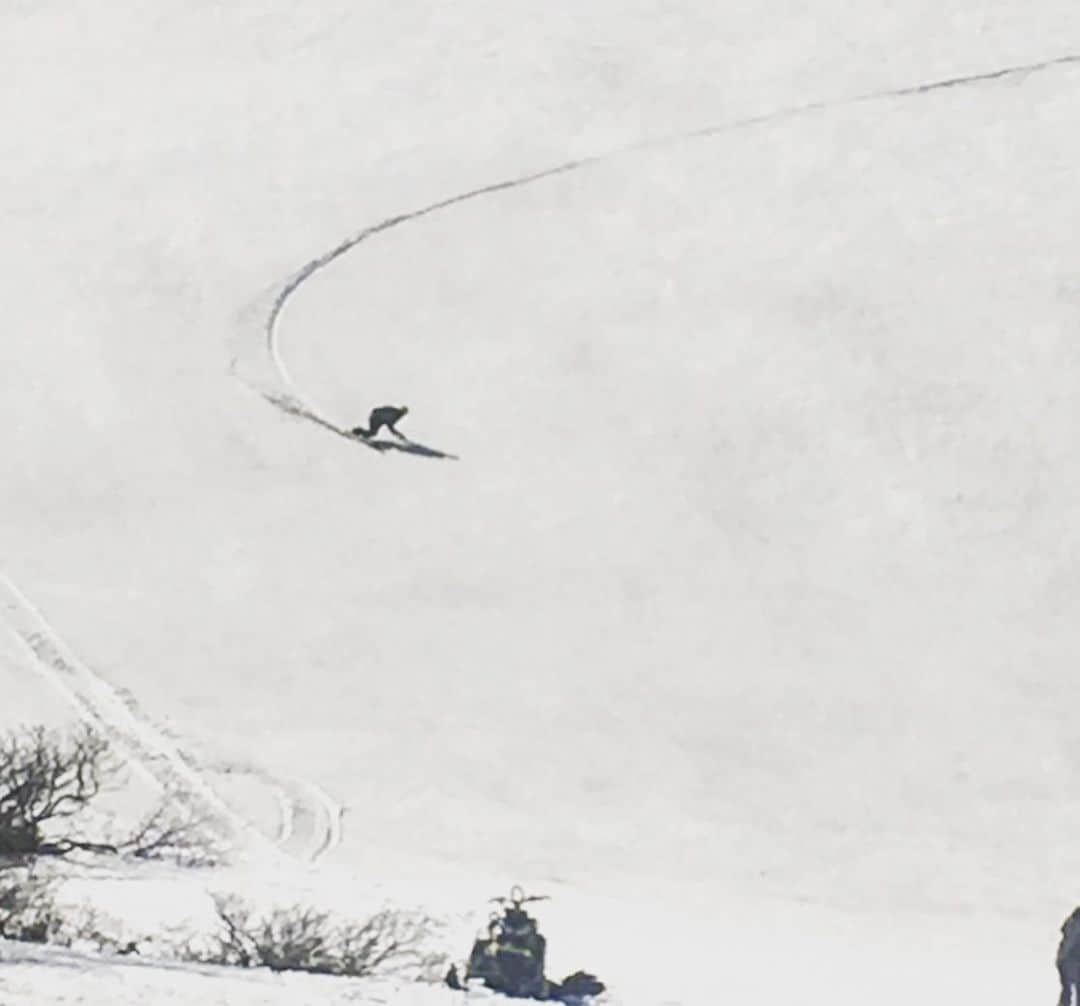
xmin=332 ymin=908 xmax=437 ymax=977
xmin=0 ymin=724 xmax=116 ymax=857
xmin=185 ymin=894 xmax=438 ymax=978
xmin=0 ymin=867 xmax=62 ymax=943
xmin=0 ymin=724 xmax=223 ymax=868
xmin=255 ymin=904 xmax=335 ymax=972
xmin=117 ymin=796 xmax=225 ymax=868
xmin=56 ymin=904 xmax=136 ymax=955
xmin=0 ymin=870 xmax=142 ymax=955
xmin=184 ymin=895 xmax=258 ymax=967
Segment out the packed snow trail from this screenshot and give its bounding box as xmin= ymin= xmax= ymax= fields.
xmin=263 ymin=392 xmax=388 ymax=454
xmin=0 ymin=574 xmax=341 ymax=864
xmin=252 ymin=48 xmax=1080 ymax=437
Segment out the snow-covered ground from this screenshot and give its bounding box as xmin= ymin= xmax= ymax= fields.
xmin=4 ymin=2 xmax=1080 ymax=1002
xmin=0 ymin=941 xmax=462 ymax=1006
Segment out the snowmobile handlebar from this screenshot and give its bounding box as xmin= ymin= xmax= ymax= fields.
xmin=490 ymin=885 xmax=549 ymax=907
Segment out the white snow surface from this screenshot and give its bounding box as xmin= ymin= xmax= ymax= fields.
xmin=0 ymin=941 xmax=462 ymax=1006
xmin=4 ymin=2 xmax=1080 ymax=1002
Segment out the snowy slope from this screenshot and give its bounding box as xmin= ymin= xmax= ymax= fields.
xmin=271 ymin=58 xmax=1080 ymax=914
xmin=4 ymin=2 xmax=1080 ymax=1003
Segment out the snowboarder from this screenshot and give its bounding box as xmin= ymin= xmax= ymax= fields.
xmin=350 ymin=405 xmax=409 ymax=441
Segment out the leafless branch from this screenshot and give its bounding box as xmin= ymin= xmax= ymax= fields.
xmin=183 ymin=896 xmax=436 ymax=978
xmin=0 ymin=725 xmax=116 ymax=857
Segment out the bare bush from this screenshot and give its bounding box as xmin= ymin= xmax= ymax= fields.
xmin=0 ymin=867 xmax=62 ymax=943
xmin=0 ymin=725 xmax=223 ymax=868
xmin=253 ymin=904 xmax=335 ymax=973
xmin=185 ymin=894 xmax=438 ymax=978
xmin=0 ymin=868 xmax=142 ymax=954
xmin=117 ymin=796 xmax=225 ymax=868
xmin=0 ymin=724 xmax=116 ymax=857
xmin=332 ymin=908 xmax=438 ymax=977
xmin=56 ymin=904 xmax=136 ymax=956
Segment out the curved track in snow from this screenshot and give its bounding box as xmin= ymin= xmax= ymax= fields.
xmin=225 ymin=46 xmax=1080 ymax=863
xmin=253 ymin=49 xmax=1080 ymax=433
xmin=0 ymin=575 xmax=341 ymax=864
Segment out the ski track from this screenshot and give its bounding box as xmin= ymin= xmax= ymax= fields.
xmin=254 ymin=49 xmax=1080 ymax=431
xmin=217 ymin=760 xmax=343 ymax=863
xmin=232 ymin=45 xmax=1080 ymax=860
xmin=0 ymin=574 xmax=341 ymax=865
xmin=226 ymin=44 xmax=1078 ymax=869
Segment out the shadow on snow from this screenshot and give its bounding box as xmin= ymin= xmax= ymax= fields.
xmin=263 ymin=394 xmax=459 ymax=461
xmin=362 ymin=437 xmax=458 ymax=461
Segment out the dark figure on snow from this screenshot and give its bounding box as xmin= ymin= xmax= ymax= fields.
xmin=1058 ymin=908 xmax=1080 ymax=1005
xmin=351 ymin=405 xmax=408 ymax=440
xmin=450 ymin=886 xmax=605 ymax=1002
xmin=465 ymin=895 xmax=550 ymax=1000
